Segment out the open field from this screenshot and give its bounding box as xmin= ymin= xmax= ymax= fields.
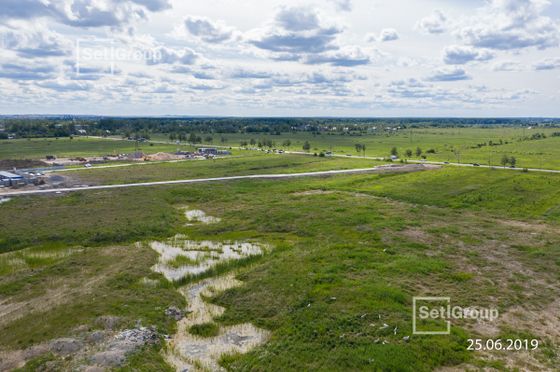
xmin=1 ymin=155 xmax=559 ymax=370
xmin=0 ymin=137 xmax=197 ymax=161
xmin=68 ymin=153 xmax=385 ymax=186
xmin=4 ymin=126 xmax=560 ymax=173
xmin=2 ymin=0 xmax=559 ymax=369
xmin=154 ymin=127 xmax=560 ymax=170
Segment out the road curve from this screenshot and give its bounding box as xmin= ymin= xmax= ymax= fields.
xmin=1 ymin=165 xmax=420 ymax=197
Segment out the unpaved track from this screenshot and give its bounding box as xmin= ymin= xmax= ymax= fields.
xmin=2 ymin=165 xmax=433 ymax=197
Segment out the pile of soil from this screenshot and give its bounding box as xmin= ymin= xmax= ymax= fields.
xmin=0 ymin=159 xmax=48 ymax=170
xmin=144 ymin=152 xmax=180 ymax=161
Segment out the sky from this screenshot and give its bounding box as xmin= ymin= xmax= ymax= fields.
xmin=0 ymin=0 xmax=559 ymax=117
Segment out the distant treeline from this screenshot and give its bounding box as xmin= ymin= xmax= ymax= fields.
xmin=1 ymin=117 xmax=559 ymax=139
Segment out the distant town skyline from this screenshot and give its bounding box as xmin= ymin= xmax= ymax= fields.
xmin=1 ymin=0 xmax=559 ymax=116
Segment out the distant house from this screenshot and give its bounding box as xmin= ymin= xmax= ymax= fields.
xmin=176 ymin=151 xmax=192 ymax=156
xmin=0 ymin=171 xmax=24 ymax=187
xmin=130 ymin=151 xmax=145 ymax=160
xmin=198 ymin=148 xmax=218 ymax=155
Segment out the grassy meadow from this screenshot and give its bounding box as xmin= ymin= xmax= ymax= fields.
xmin=166 ymin=127 xmax=560 ymax=170
xmin=70 ymin=153 xmax=383 ymax=185
xmin=0 ymin=137 xmax=196 ymax=160
xmin=1 ymin=156 xmax=559 ymax=370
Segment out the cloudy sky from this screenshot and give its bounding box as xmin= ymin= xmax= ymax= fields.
xmin=0 ymin=0 xmax=559 ymax=116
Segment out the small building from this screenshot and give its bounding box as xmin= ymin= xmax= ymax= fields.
xmin=0 ymin=171 xmax=24 ymax=187
xmin=198 ymin=148 xmax=218 ymax=155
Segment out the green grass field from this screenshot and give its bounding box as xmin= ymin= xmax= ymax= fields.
xmin=162 ymin=127 xmax=560 ymax=170
xmin=3 ymin=127 xmax=560 ymax=171
xmin=0 ymin=137 xmax=195 ymax=160
xmin=1 ymin=152 xmax=559 ymax=370
xmin=70 ymin=153 xmax=383 ymax=185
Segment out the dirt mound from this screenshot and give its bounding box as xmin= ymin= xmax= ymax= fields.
xmin=0 ymin=325 xmax=159 ymax=370
xmin=89 ymin=327 xmax=158 ymax=368
xmin=0 ymin=159 xmax=48 ymax=170
xmin=144 ymin=152 xmax=181 ymax=161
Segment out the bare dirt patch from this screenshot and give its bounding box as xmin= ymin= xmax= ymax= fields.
xmin=0 ymin=159 xmax=48 ymax=171
xmin=0 ymin=323 xmax=159 ymax=371
xmin=399 ymin=228 xmax=436 ymax=245
xmin=292 ymin=190 xmax=335 ymax=196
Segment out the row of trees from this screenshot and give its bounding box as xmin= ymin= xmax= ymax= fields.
xmin=4 ymin=116 xmax=559 ymax=139
xmin=391 ymin=147 xmax=429 ymax=158
xmin=169 ymin=133 xmax=229 ymax=144
xmin=239 ymin=138 xmax=293 ymax=148
xmin=355 ymin=144 xmax=366 ymax=157
xmin=501 ymin=155 xmax=517 ymax=167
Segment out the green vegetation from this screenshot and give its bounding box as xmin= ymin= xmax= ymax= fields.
xmin=1 ymin=158 xmax=559 ymax=370
xmin=72 ymin=153 xmax=381 ymax=185
xmin=0 ymin=243 xmax=184 ymax=348
xmin=0 ymin=137 xmax=192 ymax=160
xmin=0 ymin=188 xmax=180 ymax=253
xmin=3 ymin=124 xmax=560 ymax=171
xmin=189 ymin=322 xmax=220 ymax=337
xmin=212 ymin=126 xmax=560 ymax=169
xmin=167 ymin=254 xmax=205 ymax=268
xmin=1 ymin=136 xmax=560 ymax=370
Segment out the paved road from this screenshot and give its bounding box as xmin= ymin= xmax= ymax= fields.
xmin=1 ymin=166 xmax=405 ymax=197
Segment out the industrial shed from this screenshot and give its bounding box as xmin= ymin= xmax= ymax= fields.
xmin=0 ymin=171 xmax=24 ymax=187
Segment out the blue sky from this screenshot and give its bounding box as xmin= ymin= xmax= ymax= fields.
xmin=0 ymin=0 xmax=559 ymax=116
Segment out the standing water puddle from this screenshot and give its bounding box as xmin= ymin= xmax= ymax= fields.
xmin=151 ymin=235 xmax=265 ymax=282
xmin=149 ymin=208 xmax=270 ymax=371
xmin=183 ymin=207 xmax=221 ymax=225
xmin=166 ymin=274 xmax=270 ymax=371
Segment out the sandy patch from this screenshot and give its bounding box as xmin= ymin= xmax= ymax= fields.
xmin=166 ymin=274 xmax=270 ymax=371
xmin=399 ymin=228 xmax=435 ymax=244
xmin=498 ymin=219 xmax=552 ymax=234
xmin=292 ymin=190 xmax=335 ymax=196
